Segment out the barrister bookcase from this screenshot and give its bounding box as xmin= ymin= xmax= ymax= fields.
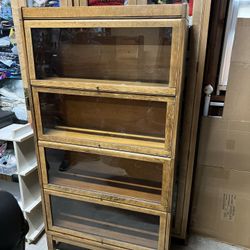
xmin=22 ymin=4 xmax=187 ymax=249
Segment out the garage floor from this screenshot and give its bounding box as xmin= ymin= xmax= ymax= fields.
xmin=172 ymin=235 xmax=245 ymax=250
xmin=26 ymin=233 xmax=245 ymax=250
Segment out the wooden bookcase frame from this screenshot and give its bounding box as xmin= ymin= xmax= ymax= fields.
xmin=19 ymin=4 xmax=187 ymax=249
xmin=22 ymin=5 xmax=186 ymax=19
xmin=44 ymin=189 xmax=170 ymax=250
xmin=11 ymin=0 xmax=213 ymax=243
xmin=38 ymin=141 xmax=173 ymax=211
xmin=47 ymin=226 xmax=172 ymax=250
xmin=171 ymin=0 xmax=212 ymax=239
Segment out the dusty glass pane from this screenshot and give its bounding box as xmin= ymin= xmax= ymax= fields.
xmin=39 ymin=92 xmax=166 ymax=141
xmin=31 ymin=27 xmax=172 ymax=84
xmin=45 ymin=148 xmax=162 ymax=203
xmin=51 ymin=195 xmax=160 ymax=249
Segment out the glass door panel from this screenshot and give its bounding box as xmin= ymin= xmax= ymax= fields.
xmin=38 ymin=92 xmax=167 ymax=143
xmin=31 ymin=27 xmax=172 ymax=84
xmin=44 ymin=147 xmax=163 ymax=204
xmin=50 ymin=195 xmax=160 ymax=249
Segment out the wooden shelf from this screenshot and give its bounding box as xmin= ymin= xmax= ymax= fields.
xmin=55 ymin=126 xmax=165 ymax=143
xmin=31 ymin=78 xmax=176 ymax=97
xmin=46 ymin=128 xmax=165 ymax=147
xmin=41 ymin=128 xmax=167 ymax=156
xmin=50 ymin=175 xmax=161 ymax=204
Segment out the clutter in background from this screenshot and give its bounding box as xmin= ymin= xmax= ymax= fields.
xmin=0 ymin=109 xmax=15 ymax=128
xmin=0 ymin=1 xmax=27 ymax=121
xmin=189 ymin=0 xmax=193 ymax=16
xmin=139 ymin=0 xmax=183 ymax=4
xmin=27 ymin=0 xmax=60 ymax=7
xmin=0 ymin=142 xmax=16 ymax=175
xmin=0 ymin=0 xmax=20 ymax=80
xmin=88 ymin=0 xmax=125 ymax=6
xmin=88 ymin=0 xmax=183 ymax=6
xmin=0 ymin=80 xmax=27 ymax=121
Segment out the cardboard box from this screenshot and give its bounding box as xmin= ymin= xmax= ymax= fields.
xmin=197 ymin=117 xmax=227 ymax=168
xmin=231 ymin=18 xmax=250 ymax=64
xmin=197 ymin=118 xmax=250 ymax=173
xmin=223 ymin=63 xmax=250 ymax=122
xmin=191 ymin=166 xmax=250 ymax=248
xmin=192 ymin=119 xmax=250 ymax=248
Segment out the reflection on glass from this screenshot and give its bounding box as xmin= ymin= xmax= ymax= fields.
xmin=45 ymin=148 xmax=162 ymax=202
xmin=51 ymin=195 xmax=160 ymax=249
xmin=32 ymin=27 xmax=172 ymax=84
xmin=39 ymin=92 xmax=166 ymax=142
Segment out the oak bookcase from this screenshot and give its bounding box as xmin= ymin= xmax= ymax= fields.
xmin=21 ymin=4 xmax=187 ymax=249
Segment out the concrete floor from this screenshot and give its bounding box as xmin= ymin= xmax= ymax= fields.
xmin=26 ymin=233 xmax=245 ymax=250
xmin=172 ymin=235 xmax=245 ymax=250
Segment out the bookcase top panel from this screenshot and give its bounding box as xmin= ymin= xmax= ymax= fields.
xmin=22 ymin=4 xmax=187 ymax=20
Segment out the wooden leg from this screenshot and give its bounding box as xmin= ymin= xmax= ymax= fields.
xmin=47 ymin=234 xmax=55 ymax=250
xmin=165 ymin=214 xmax=171 ymax=250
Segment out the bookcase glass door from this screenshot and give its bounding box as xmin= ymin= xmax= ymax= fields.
xmin=31 ymin=27 xmax=172 ymax=85
xmin=50 ymin=195 xmax=160 ymax=249
xmin=44 ymin=147 xmax=163 ymax=204
xmin=38 ymin=92 xmax=167 ymax=143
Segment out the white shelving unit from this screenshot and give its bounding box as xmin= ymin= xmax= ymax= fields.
xmin=0 ymin=123 xmax=44 ymax=243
